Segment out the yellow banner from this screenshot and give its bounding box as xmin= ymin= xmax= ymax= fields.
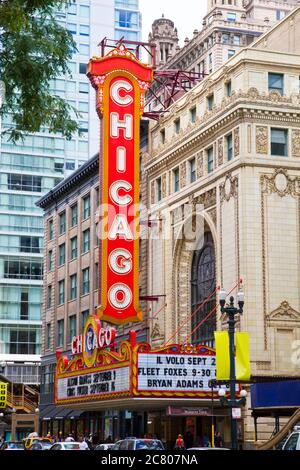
xmin=0 ymin=382 xmax=7 ymax=409
xmin=214 ymin=331 xmax=230 ymax=380
xmin=236 ymin=332 xmax=251 ymax=381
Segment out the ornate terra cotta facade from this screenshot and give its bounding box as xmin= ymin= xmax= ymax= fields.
xmin=143 ymin=8 xmax=300 ymax=447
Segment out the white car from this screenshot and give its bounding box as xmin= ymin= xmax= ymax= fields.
xmin=187 ymin=447 xmax=230 ymax=451
xmin=49 ymin=442 xmax=86 ymax=451
xmin=95 ymin=443 xmax=115 ymax=450
xmin=282 ymin=427 xmax=300 ymax=451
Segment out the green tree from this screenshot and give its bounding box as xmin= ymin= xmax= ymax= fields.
xmin=0 ymin=0 xmax=80 ymax=141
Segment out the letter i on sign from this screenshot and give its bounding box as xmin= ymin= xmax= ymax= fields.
xmin=87 ymin=45 xmax=153 ymax=325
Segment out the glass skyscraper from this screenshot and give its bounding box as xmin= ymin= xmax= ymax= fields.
xmin=0 ymin=0 xmax=141 ymax=385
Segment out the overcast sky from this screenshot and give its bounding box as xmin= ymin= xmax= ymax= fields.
xmin=140 ymin=0 xmax=207 ymax=46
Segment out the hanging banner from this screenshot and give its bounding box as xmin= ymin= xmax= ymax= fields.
xmin=214 ymin=331 xmax=230 ymax=380
xmin=87 ymin=45 xmax=153 ymax=325
xmin=236 ymin=332 xmax=250 ymax=381
xmin=0 ymin=382 xmax=8 ymax=409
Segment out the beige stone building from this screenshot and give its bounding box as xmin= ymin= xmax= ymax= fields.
xmin=144 ymin=7 xmax=300 ymax=446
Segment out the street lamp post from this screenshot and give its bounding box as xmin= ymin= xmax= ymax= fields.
xmin=218 ymin=289 xmax=246 ymax=450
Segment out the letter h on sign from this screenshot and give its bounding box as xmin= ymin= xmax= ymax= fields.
xmin=87 ymin=45 xmax=153 ymax=325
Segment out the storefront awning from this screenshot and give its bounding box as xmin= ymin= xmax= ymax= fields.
xmin=39 ymin=404 xmax=84 ymax=421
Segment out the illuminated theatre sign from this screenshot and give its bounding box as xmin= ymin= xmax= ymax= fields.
xmin=87 ymin=44 xmax=153 ymax=325
xmin=55 ymin=340 xmax=219 ymax=405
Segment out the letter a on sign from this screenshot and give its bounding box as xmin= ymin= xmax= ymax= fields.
xmin=87 ymin=45 xmax=153 ymax=325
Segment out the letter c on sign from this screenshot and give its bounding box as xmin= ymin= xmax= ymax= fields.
xmin=110 ymin=80 xmax=133 ymax=106
xmin=109 ymin=180 xmax=132 ymax=206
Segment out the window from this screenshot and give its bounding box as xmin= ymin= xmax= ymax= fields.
xmin=160 ymin=129 xmax=165 ymax=144
xmin=9 ymin=329 xmax=37 ymax=355
xmin=227 ymin=134 xmax=233 ymax=161
xmin=156 ymin=178 xmax=162 ymax=202
xmin=49 ymin=220 xmax=53 ymax=240
xmin=20 ymin=289 xmax=29 ymax=320
xmin=79 ymin=44 xmax=89 ymax=55
xmin=284 ymin=433 xmax=300 ymax=451
xmin=79 ymin=24 xmax=90 ymax=36
xmin=82 ymin=195 xmax=90 ymax=219
xmin=82 ymin=310 xmax=89 ymax=329
xmin=95 ymin=263 xmax=99 ymax=288
xmin=223 ymin=34 xmax=229 ymax=44
xmin=173 ymin=168 xmax=180 ymax=192
xmin=67 ymin=23 xmax=76 ymax=34
xmin=59 ymin=243 xmax=65 ymax=266
xmin=8 ymin=174 xmax=42 ymax=192
xmin=71 ymin=204 xmax=78 ymax=227
xmin=46 ymin=324 xmax=51 ymax=350
xmin=82 ymin=229 xmax=90 ymax=253
xmin=207 ymin=94 xmax=214 ymax=111
xmin=59 ymin=212 xmax=66 ymax=234
xmin=82 ymin=268 xmax=90 ymax=295
xmin=116 ymin=10 xmax=138 ymax=28
xmin=66 ymin=160 xmax=75 ymax=170
xmin=71 ymin=236 xmax=78 ymax=259
xmin=95 ymin=223 xmax=99 ymax=245
xmin=4 ymin=258 xmax=42 ymax=280
xmin=79 ymin=63 xmax=86 ymax=74
xmin=69 ymin=316 xmax=76 ymax=343
xmin=268 ymin=73 xmax=284 ymax=95
xmin=79 ymin=83 xmax=89 ymax=94
xmin=69 ymin=274 xmax=77 ymax=300
xmin=228 ymin=50 xmax=235 ymax=59
xmin=271 ymin=128 xmax=288 ymax=156
xmin=189 ymin=158 xmax=196 ymax=183
xmin=190 ymin=107 xmax=197 ymax=123
xmin=227 ymin=12 xmax=236 ymax=22
xmin=54 ymin=160 xmax=64 ymax=173
xmin=20 ymin=236 xmax=40 ymax=254
xmin=225 ymin=80 xmax=232 ymax=97
xmin=234 ymin=35 xmax=240 ymax=45
xmin=79 ymin=5 xmax=90 ymax=17
xmin=276 ymin=10 xmax=287 ymax=21
xmin=174 ymin=118 xmax=180 ymax=134
xmin=47 ymin=285 xmax=52 ymax=309
xmin=209 ymin=53 xmax=213 ymax=72
xmin=48 ymin=251 xmax=53 ymax=271
xmin=58 ymin=280 xmax=65 ymax=305
xmin=207 ymin=147 xmax=214 ymax=173
xmin=57 ymin=320 xmax=64 ymax=347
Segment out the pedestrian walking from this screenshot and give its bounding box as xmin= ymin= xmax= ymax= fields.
xmin=174 ymin=434 xmax=185 ymax=450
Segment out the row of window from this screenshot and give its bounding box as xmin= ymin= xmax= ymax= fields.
xmin=48 ymin=226 xmax=97 ymax=270
xmin=155 ymin=127 xmax=289 ymax=202
xmin=49 ymin=192 xmax=99 ymax=240
xmin=47 ymin=308 xmax=90 ymax=349
xmin=47 ymin=265 xmax=98 ymax=309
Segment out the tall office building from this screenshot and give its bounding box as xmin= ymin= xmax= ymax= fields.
xmin=0 ymin=0 xmax=141 ymax=387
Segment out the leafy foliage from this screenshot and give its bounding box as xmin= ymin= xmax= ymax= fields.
xmin=0 ymin=0 xmax=80 ymax=141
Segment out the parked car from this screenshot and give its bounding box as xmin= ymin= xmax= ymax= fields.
xmin=49 ymin=442 xmax=84 ymax=451
xmin=94 ymin=443 xmax=115 ymax=450
xmin=282 ymin=427 xmax=300 ymax=451
xmin=0 ymin=441 xmax=25 ymax=451
xmin=29 ymin=441 xmax=53 ymax=450
xmin=113 ymin=438 xmax=165 ymax=450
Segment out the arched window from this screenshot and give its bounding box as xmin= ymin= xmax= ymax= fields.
xmin=191 ymin=232 xmax=216 ymax=347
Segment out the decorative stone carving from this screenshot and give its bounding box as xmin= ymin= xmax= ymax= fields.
xmin=269 ymin=90 xmax=281 ymax=102
xmin=267 ymin=301 xmax=300 ymax=324
xmin=256 ymin=126 xmax=268 ymax=154
xmin=180 ymin=162 xmax=186 ymax=189
xmin=196 ymin=152 xmax=204 ymax=179
xmin=151 ymin=323 xmax=163 ymax=339
xmin=233 ymin=127 xmax=240 ymax=158
xmin=261 ymin=168 xmax=300 ymax=198
xmin=219 ymin=173 xmax=238 ymax=202
xmin=218 ymin=137 xmax=223 ymax=166
xmin=247 ymin=87 xmax=259 ymax=99
xmin=292 ymin=130 xmax=300 ymax=158
xmin=162 ymin=173 xmax=167 ymax=198
xmin=197 ymin=188 xmax=216 ymax=209
xmin=150 ymin=180 xmax=155 ymax=204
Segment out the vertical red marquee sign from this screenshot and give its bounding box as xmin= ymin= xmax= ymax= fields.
xmin=87 ymin=45 xmax=153 ymax=325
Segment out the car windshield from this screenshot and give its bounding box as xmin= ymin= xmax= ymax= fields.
xmin=64 ymin=443 xmax=81 ymax=450
xmin=135 ymin=440 xmax=164 ymax=450
xmin=8 ymin=442 xmax=24 ymax=449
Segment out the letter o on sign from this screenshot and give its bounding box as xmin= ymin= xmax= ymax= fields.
xmin=108 ymin=283 xmax=132 ymax=310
